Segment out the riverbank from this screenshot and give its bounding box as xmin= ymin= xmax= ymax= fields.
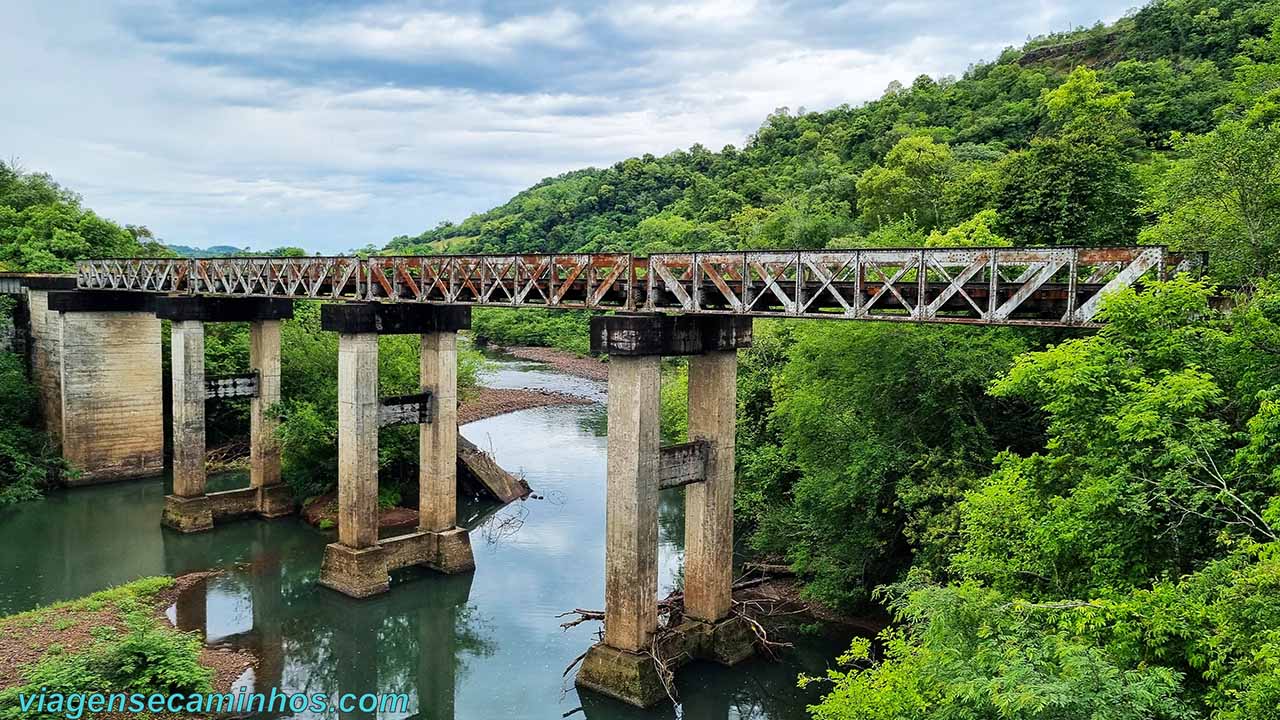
xmin=459 ymin=386 xmax=594 ymax=424
xmin=494 ymin=345 xmax=608 ymax=381
xmin=739 ymin=577 xmax=889 ymax=636
xmin=0 ymin=575 xmax=252 ymax=718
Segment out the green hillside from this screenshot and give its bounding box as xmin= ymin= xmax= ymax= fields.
xmin=387 ymin=3 xmax=1280 ymax=718
xmin=389 ymin=0 xmax=1278 ymax=285
xmin=163 ymin=243 xmax=247 ymax=258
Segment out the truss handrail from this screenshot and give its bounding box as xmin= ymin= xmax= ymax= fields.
xmin=74 ymin=246 xmax=1202 ymax=328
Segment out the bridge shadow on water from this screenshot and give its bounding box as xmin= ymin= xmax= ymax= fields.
xmin=0 ymin=359 xmax=854 ymax=719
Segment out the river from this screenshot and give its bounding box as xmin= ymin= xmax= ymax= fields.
xmin=0 ymin=353 xmax=851 ymax=719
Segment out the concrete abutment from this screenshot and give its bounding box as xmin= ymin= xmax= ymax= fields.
xmin=45 ymin=289 xmax=164 ymax=484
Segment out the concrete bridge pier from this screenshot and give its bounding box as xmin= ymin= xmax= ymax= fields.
xmin=157 ymin=297 xmax=295 ymax=533
xmin=318 ymin=304 xmax=475 ymax=599
xmin=575 ymin=314 xmax=755 ymax=708
xmin=45 ymin=289 xmax=165 ymax=484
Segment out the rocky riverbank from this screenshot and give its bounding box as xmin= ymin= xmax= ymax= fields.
xmin=495 ymin=345 xmax=609 ymax=381
xmin=459 ymin=386 xmax=594 ymax=424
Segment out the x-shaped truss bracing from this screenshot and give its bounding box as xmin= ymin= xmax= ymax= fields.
xmin=74 ymin=247 xmax=1197 ymax=327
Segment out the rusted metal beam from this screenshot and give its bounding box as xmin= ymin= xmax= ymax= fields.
xmin=658 ymin=440 xmax=708 ymax=489
xmin=73 ymin=247 xmax=1202 ymax=328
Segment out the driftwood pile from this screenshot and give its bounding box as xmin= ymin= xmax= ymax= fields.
xmin=558 ymin=567 xmax=800 ymax=704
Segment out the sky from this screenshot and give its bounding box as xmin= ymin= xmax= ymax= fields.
xmin=2 ymin=0 xmax=1134 ymax=254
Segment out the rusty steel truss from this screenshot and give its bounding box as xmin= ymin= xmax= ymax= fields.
xmin=76 ymin=246 xmax=1200 ymax=327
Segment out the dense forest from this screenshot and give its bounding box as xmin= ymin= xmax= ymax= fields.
xmin=0 ymin=166 xmax=483 ymax=511
xmin=399 ymin=1 xmax=1280 ymax=717
xmin=4 ymin=0 xmax=1280 ymax=716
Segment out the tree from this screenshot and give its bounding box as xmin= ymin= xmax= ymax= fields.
xmin=925 ymin=209 xmax=1010 ymax=247
xmin=0 ymin=161 xmax=154 ymax=272
xmin=855 ymin=136 xmax=955 ymax=232
xmin=996 ymin=68 xmax=1142 ymax=246
xmin=1142 ymin=120 xmax=1280 ymax=282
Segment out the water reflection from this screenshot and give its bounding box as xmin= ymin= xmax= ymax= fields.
xmin=0 ymin=356 xmax=851 ymax=719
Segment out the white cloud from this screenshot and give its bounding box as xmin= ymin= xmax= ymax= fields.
xmin=602 ymin=0 xmax=772 ymax=36
xmin=0 ymin=0 xmax=1132 ymax=252
xmin=144 ymin=4 xmax=588 ymax=65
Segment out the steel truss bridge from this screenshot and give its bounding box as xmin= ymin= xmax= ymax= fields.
xmin=77 ymin=246 xmax=1200 ymax=328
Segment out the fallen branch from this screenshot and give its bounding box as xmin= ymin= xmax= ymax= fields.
xmin=743 ymin=562 xmax=794 ymax=577
xmin=562 ymin=648 xmax=590 ymax=677
xmin=557 ymin=608 xmax=605 ymax=630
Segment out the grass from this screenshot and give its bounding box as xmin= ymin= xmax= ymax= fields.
xmin=0 ymin=577 xmax=215 ymax=720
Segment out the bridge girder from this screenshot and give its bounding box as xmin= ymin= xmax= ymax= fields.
xmin=76 ymin=246 xmax=1202 ymax=327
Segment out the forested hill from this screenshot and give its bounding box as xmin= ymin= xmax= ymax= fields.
xmin=387 ymin=0 xmax=1279 ymax=284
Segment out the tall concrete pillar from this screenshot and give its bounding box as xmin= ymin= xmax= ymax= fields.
xmin=163 ymin=318 xmax=213 ymax=532
xmin=250 ymin=319 xmax=290 ymax=516
xmin=171 ymin=319 xmax=207 ymax=498
xmin=603 ymin=355 xmax=662 ymax=653
xmin=421 ymin=330 xmax=474 ymax=574
xmin=48 ymin=290 xmax=165 ymax=485
xmin=156 ymin=297 xmax=295 ymax=531
xmin=420 ymin=331 xmax=457 ymax=532
xmin=684 ymin=350 xmax=737 ymax=623
xmin=319 ymin=330 xmax=388 ymax=597
xmin=577 ymin=314 xmax=754 ymax=708
xmin=338 ymin=331 xmax=380 ymax=550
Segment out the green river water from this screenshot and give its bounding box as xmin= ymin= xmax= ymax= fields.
xmin=0 ymin=354 xmax=852 ymax=719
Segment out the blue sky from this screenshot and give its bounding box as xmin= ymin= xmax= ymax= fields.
xmin=3 ymin=0 xmax=1132 ymax=254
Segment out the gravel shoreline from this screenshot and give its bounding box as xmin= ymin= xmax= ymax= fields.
xmin=494 ymin=345 xmax=609 ymax=381
xmin=459 ymin=386 xmax=595 ymax=425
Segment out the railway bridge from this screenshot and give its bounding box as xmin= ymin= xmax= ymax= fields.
xmin=9 ymin=245 xmax=1195 ymax=707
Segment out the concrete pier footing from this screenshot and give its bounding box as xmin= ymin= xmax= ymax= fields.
xmin=576 ymin=314 xmax=754 ymax=708
xmin=318 ymin=303 xmax=475 ymax=598
xmin=576 ymin=615 xmax=756 ymax=707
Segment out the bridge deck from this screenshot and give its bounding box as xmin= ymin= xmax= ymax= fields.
xmin=76 ymin=246 xmax=1198 ymax=328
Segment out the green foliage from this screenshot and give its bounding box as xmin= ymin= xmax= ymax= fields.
xmin=0 ymin=577 xmax=211 ymax=720
xmin=273 ymin=302 xmax=484 ymax=501
xmin=1142 ymin=120 xmax=1280 ymax=282
xmin=856 ymin=136 xmax=955 ymax=231
xmin=955 ymin=280 xmax=1280 ymax=597
xmin=737 ymin=320 xmax=1036 ymax=608
xmin=807 ymin=576 xmax=1192 ymax=720
xmin=814 ymin=277 xmax=1280 ymax=718
xmin=0 ymin=302 xmax=66 ymax=505
xmin=925 ymin=209 xmax=1009 ymax=247
xmin=472 ymin=308 xmax=591 ymax=355
xmin=659 ymin=361 xmax=688 ymax=444
xmin=0 ymin=161 xmax=167 ymax=272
